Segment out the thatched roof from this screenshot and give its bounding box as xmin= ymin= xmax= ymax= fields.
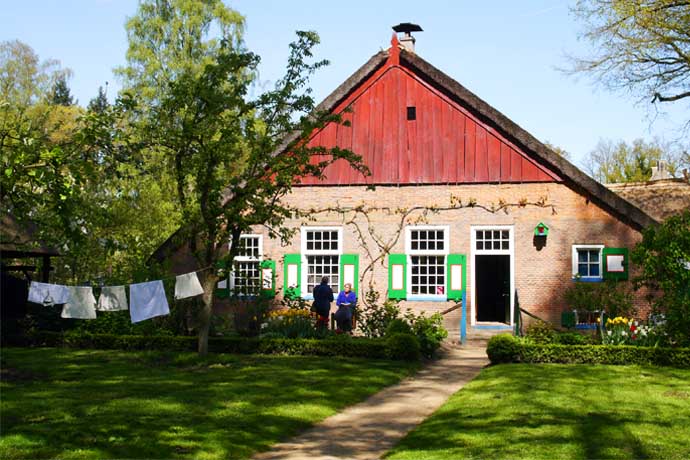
xmin=0 ymin=213 xmax=60 ymax=258
xmin=151 ymin=41 xmax=659 ymax=262
xmin=607 ymin=179 xmax=690 ymax=221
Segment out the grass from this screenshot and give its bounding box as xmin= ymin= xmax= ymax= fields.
xmin=386 ymin=364 xmax=690 ymax=460
xmin=0 ymin=347 xmax=418 ymax=460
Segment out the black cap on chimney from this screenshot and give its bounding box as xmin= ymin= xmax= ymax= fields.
xmin=393 ymin=23 xmax=423 ymax=34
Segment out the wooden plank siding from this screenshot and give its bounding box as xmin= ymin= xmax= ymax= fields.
xmin=301 ymin=64 xmax=560 ymax=185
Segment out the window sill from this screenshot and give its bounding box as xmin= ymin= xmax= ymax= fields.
xmin=572 ymin=277 xmax=603 ymax=283
xmin=407 ymin=295 xmax=448 ymax=302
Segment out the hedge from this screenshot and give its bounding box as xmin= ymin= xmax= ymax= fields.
xmin=5 ymin=331 xmax=414 ymax=360
xmin=487 ymin=334 xmax=690 ymax=368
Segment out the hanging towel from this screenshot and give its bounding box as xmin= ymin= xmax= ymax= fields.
xmin=61 ymin=286 xmax=97 ymax=319
xmin=97 ymin=286 xmax=129 ymax=311
xmin=129 ymin=280 xmax=170 ymax=323
xmin=174 ymin=272 xmax=204 ymax=299
xmin=28 ymin=281 xmax=71 ymax=305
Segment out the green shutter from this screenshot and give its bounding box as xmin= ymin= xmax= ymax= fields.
xmin=339 ymin=254 xmax=359 ymax=293
xmin=388 ymin=254 xmax=407 ymax=300
xmin=215 ymin=279 xmax=229 ymax=298
xmin=283 ymin=253 xmax=301 ymax=299
xmin=603 ymin=247 xmax=629 ymax=281
xmin=260 ymin=259 xmax=276 ymax=298
xmin=446 ymin=254 xmax=466 ymax=301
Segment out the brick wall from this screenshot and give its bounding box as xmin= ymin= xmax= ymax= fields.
xmin=171 ymin=182 xmax=647 ymax=329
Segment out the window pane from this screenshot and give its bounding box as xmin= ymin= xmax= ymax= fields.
xmin=493 ymin=241 xmax=500 ymax=250
xmin=477 ymin=241 xmax=483 ymax=250
xmin=493 ymin=230 xmax=500 ymax=239
xmin=412 ymin=241 xmax=418 ymax=250
xmin=307 ymin=242 xmax=313 ymax=251
xmin=578 ymin=250 xmax=588 ymax=263
xmin=590 ymin=264 xmax=600 ymax=277
xmin=501 ymin=230 xmax=508 ymax=239
xmin=578 ymin=263 xmax=589 ymax=277
xmin=589 ymin=250 xmax=599 ymax=263
xmin=502 ymin=241 xmax=509 ymax=250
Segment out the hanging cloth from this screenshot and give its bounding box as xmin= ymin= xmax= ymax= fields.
xmin=97 ymin=286 xmax=129 ymax=311
xmin=129 ymin=280 xmax=170 ymax=323
xmin=174 ymin=272 xmax=204 ymax=300
xmin=28 ymin=281 xmax=71 ymax=305
xmin=61 ymin=286 xmax=97 ymax=319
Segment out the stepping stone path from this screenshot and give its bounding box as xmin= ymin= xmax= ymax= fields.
xmin=253 ymin=342 xmax=488 ymax=460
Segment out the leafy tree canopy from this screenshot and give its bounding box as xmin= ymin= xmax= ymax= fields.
xmin=115 ymin=0 xmax=368 ymax=354
xmin=49 ymin=74 xmax=74 ymax=106
xmin=632 ymin=209 xmax=690 ymax=346
xmin=569 ymin=0 xmax=690 ymax=126
xmin=585 ymin=137 xmax=680 ymax=182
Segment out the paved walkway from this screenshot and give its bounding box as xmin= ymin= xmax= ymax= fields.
xmin=253 ymin=343 xmax=488 ymax=460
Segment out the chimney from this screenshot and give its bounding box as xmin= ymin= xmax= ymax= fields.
xmin=650 ymin=160 xmax=672 ymax=181
xmin=393 ymin=23 xmax=423 ymax=53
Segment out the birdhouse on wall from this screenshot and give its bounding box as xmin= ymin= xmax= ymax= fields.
xmin=534 ymin=222 xmax=549 ymax=237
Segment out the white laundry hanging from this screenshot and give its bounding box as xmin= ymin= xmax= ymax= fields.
xmin=174 ymin=272 xmax=205 ymax=300
xmin=97 ymin=286 xmax=129 ymax=311
xmin=61 ymin=286 xmax=97 ymax=319
xmin=28 ymin=281 xmax=71 ymax=305
xmin=129 ymin=280 xmax=170 ymax=323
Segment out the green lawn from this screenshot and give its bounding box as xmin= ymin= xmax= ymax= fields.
xmin=0 ymin=347 xmax=417 ymax=460
xmin=386 ymin=364 xmax=690 ymax=460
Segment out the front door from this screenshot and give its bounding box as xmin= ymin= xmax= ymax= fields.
xmin=472 ymin=227 xmax=514 ymax=325
xmin=476 ymin=255 xmax=510 ymax=322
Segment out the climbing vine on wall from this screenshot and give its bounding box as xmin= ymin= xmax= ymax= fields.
xmin=286 ymin=193 xmax=556 ymax=307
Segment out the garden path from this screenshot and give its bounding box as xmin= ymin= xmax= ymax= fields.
xmin=252 ymin=342 xmax=488 ymax=460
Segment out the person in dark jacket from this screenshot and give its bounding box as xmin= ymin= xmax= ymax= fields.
xmin=312 ymin=276 xmax=334 ymax=329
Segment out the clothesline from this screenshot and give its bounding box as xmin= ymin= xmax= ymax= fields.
xmin=27 ymin=266 xmax=214 ymax=325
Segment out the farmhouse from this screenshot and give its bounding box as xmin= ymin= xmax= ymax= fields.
xmin=165 ymin=27 xmax=657 ymax=335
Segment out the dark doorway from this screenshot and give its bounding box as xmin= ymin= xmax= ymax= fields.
xmin=476 ymin=255 xmax=510 ymax=323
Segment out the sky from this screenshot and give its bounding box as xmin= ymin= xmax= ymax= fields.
xmin=2 ymin=0 xmax=687 ymax=169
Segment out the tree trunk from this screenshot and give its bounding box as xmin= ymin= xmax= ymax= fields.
xmin=198 ymin=272 xmax=219 ymax=355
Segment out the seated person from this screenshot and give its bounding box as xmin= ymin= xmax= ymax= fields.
xmin=334 ymin=283 xmax=357 ymax=332
xmin=312 ymin=276 xmax=334 ymax=329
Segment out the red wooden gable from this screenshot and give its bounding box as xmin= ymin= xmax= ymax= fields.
xmin=299 ymin=39 xmax=561 ymax=186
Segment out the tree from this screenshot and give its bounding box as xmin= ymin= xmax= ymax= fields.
xmin=117 ymin=0 xmax=368 ymax=354
xmin=87 ymin=85 xmax=109 ymax=113
xmin=1 ymin=40 xmax=179 ymax=289
xmin=585 ymin=138 xmax=678 ymax=182
xmin=632 ymin=209 xmax=690 ymax=346
xmin=0 ymin=40 xmax=66 ymax=107
xmin=568 ymin=0 xmax=690 ymax=125
xmin=50 ymin=74 xmax=74 ymax=106
xmin=544 ymin=141 xmax=571 ymax=160
xmin=115 ymin=0 xmax=245 ymax=105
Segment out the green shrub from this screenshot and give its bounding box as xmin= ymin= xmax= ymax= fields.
xmin=14 ymin=330 xmax=394 ymax=360
xmin=386 ymin=333 xmax=421 ymax=361
xmin=525 ymin=320 xmax=557 ymax=344
xmin=359 ymin=289 xmax=401 ymax=338
xmin=555 ymin=331 xmax=593 ymax=345
xmin=486 ymin=334 xmax=521 ymax=364
xmin=632 ymin=209 xmax=690 ymax=347
xmin=406 ymin=312 xmax=448 ymax=358
xmin=485 ymin=337 xmax=690 ymax=368
xmin=386 ymin=318 xmax=412 ymax=336
xmin=563 ymin=279 xmax=635 ymax=318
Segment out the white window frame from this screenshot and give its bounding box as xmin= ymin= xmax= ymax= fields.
xmin=406 ymin=225 xmax=450 ymax=300
xmin=300 ymin=226 xmax=343 ymax=297
xmin=229 ymin=234 xmax=263 ymax=295
xmin=470 ymin=225 xmax=515 ymax=326
xmin=571 ymin=244 xmax=604 ymax=280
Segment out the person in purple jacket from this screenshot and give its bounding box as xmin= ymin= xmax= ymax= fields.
xmin=334 ymin=283 xmax=357 ymax=333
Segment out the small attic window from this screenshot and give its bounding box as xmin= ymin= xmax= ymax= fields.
xmin=406 ymin=106 xmax=416 ymax=121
